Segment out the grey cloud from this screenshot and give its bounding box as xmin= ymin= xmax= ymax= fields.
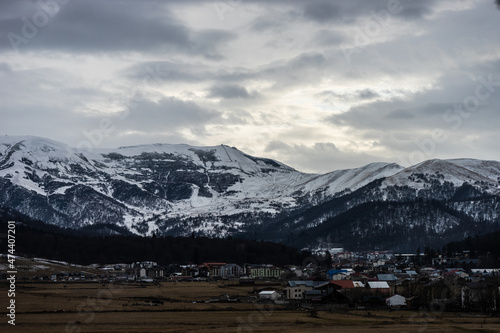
xmin=326 ymin=66 xmax=500 ymax=164
xmin=357 ymin=89 xmax=379 ymax=100
xmin=312 ymin=29 xmax=344 ymax=46
xmin=330 ymin=100 xmax=454 ymax=131
xmin=118 ymin=97 xmax=221 ymax=132
xmin=2 ymin=0 xmax=500 ymax=171
xmin=252 ymin=52 xmax=328 ymax=90
xmin=111 ymin=132 xmax=200 ymax=148
xmin=123 ymin=61 xmax=204 ymax=83
xmin=317 ymin=88 xmax=380 ymax=104
xmin=123 ymin=60 xmax=258 ymax=85
xmin=210 ymin=52 xmax=327 ymax=84
xmin=0 ymin=105 xmax=88 ymax=141
xmin=286 ymin=52 xmax=326 ymax=69
xmin=0 ymin=62 xmax=12 ymax=73
xmin=265 ymin=140 xmax=388 ymax=173
xmin=300 ymin=0 xmax=436 ymax=24
xmin=398 ymin=1 xmax=435 ymax=19
xmin=0 ymin=0 xmax=234 ymax=57
xmin=190 ymin=29 xmax=236 ymax=60
xmin=250 ymin=17 xmax=285 ymax=32
xmin=208 ymin=84 xmax=252 ymax=99
xmin=329 ymin=62 xmax=500 ymax=132
xmin=386 ymin=109 xmax=415 ymax=120
xmin=123 ymin=52 xmax=327 ymax=90
xmin=303 ymin=2 xmax=341 ymax=23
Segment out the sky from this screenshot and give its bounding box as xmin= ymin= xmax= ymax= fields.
xmin=1 ymin=0 xmax=499 ymax=173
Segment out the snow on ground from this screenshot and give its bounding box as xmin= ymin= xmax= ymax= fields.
xmin=1 ymin=136 xmax=499 ymax=236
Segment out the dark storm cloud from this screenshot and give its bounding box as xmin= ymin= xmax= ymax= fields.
xmin=0 ymin=0 xmax=234 ymax=57
xmin=208 ymin=84 xmax=252 ymax=99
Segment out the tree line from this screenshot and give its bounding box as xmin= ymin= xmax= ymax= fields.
xmin=0 ymin=208 xmax=311 ymax=266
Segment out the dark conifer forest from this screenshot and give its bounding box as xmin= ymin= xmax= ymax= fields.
xmin=1 ymin=208 xmax=310 ymax=266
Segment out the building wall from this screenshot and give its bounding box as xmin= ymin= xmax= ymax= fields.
xmin=249 ymin=267 xmax=285 ymax=279
xmin=286 ymin=285 xmax=310 ymax=300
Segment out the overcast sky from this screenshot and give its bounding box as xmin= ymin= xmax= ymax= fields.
xmin=1 ymin=0 xmax=499 ymax=173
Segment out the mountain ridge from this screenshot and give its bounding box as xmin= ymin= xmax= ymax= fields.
xmin=1 ymin=135 xmax=499 ymax=251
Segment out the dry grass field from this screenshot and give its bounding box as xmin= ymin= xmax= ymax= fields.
xmin=1 ymin=280 xmax=500 ymax=333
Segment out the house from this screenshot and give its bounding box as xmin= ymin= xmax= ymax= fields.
xmin=285 ymin=281 xmax=336 ymax=300
xmin=285 ymin=281 xmax=316 ymax=300
xmin=286 ymin=284 xmax=310 ymax=300
xmin=368 ymin=281 xmax=391 ymax=295
xmin=293 ymin=282 xmax=346 ymax=303
xmin=386 ymin=294 xmax=407 ymax=308
xmin=259 ymin=290 xmax=280 ymax=301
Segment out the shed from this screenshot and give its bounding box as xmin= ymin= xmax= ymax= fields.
xmin=258 ymin=290 xmax=280 ymax=301
xmin=386 ymin=294 xmax=406 ymax=307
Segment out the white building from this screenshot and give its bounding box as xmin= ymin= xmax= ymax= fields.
xmin=386 ymin=294 xmax=406 ymax=307
xmin=258 ymin=291 xmax=280 ymax=301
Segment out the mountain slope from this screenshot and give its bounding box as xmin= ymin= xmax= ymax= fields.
xmin=0 ymin=136 xmax=402 ymax=235
xmin=1 ymin=135 xmax=499 ymax=251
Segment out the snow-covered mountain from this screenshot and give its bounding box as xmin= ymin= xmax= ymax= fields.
xmin=1 ymin=135 xmax=499 ymax=250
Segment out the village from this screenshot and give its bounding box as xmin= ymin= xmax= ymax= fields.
xmin=15 ymin=248 xmax=500 ymax=314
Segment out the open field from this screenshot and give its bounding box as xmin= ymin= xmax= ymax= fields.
xmin=1 ymin=281 xmax=500 ymax=333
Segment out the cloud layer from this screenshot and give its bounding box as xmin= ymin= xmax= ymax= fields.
xmin=1 ymin=0 xmax=499 ymax=173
